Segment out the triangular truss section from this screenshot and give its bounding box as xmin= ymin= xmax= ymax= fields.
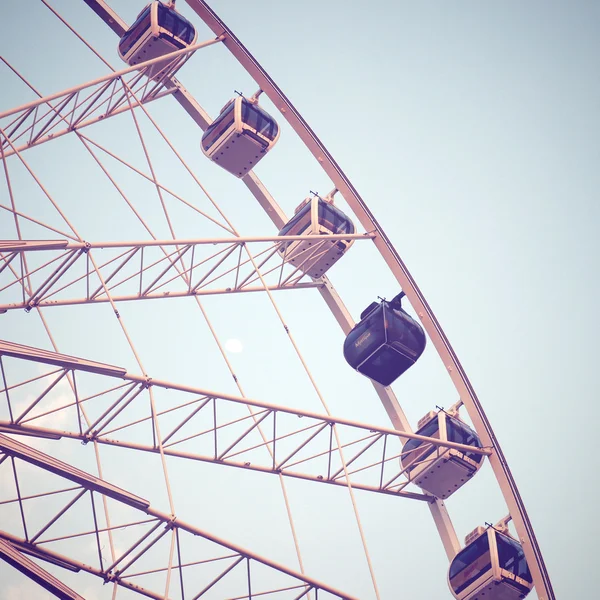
xmin=0 ymin=40 xmax=221 ymax=159
xmin=0 ymin=433 xmax=356 ymax=600
xmin=0 ymin=340 xmax=489 ymax=501
xmin=0 ymin=236 xmax=375 ymax=312
xmin=0 ymin=538 xmax=85 ymax=600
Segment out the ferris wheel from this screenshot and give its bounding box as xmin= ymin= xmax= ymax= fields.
xmin=0 ymin=1 xmax=556 ymax=599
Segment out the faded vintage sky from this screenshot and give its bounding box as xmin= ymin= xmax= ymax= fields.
xmin=1 ymin=1 xmax=598 ymax=598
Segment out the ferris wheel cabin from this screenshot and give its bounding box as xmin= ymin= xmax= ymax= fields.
xmin=401 ymin=409 xmax=483 ymax=498
xmin=201 ymin=96 xmax=280 ymax=177
xmin=343 ymin=293 xmax=426 ymax=386
xmin=118 ymin=1 xmax=197 ymax=79
xmin=277 ymin=193 xmax=355 ymax=278
xmin=448 ymin=525 xmax=533 ymax=600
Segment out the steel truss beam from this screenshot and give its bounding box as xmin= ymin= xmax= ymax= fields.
xmin=0 ymin=538 xmax=84 ymax=600
xmin=0 ymin=340 xmax=489 ymax=503
xmin=0 ymin=38 xmax=223 ymax=158
xmin=1 ymin=2 xmax=485 ymax=595
xmin=0 ymin=434 xmax=356 ymax=600
xmin=5 ymin=0 xmax=462 ymax=571
xmin=0 ymin=235 xmax=372 ymax=311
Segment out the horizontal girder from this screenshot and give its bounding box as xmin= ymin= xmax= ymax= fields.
xmin=0 ymin=340 xmax=489 ymax=504
xmin=0 ymin=39 xmax=223 ymax=158
xmin=182 ymin=1 xmax=556 ymax=597
xmin=0 ymin=235 xmax=375 ymax=311
xmin=0 ymin=437 xmax=355 ymax=599
xmin=0 ymin=538 xmax=84 ymax=600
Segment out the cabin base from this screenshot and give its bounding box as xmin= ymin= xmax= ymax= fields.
xmin=458 ymin=576 xmax=530 ymax=600
xmin=278 ymin=239 xmax=346 ymax=278
xmin=411 ymin=450 xmax=477 ymax=499
xmin=212 ymin=133 xmax=266 ymax=177
xmin=127 ymin=37 xmax=185 ymax=80
xmin=356 ymin=343 xmax=414 ymax=386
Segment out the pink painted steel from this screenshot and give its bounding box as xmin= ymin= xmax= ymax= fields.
xmin=0 ymin=485 xmax=82 ymax=508
xmin=78 ymin=133 xmax=233 ymax=232
xmin=0 ymin=236 xmax=372 ymax=312
xmin=29 ymin=489 xmax=88 ymax=544
xmin=0 ymin=2 xmax=498 ymax=595
xmin=0 ymin=539 xmax=85 ymax=600
xmin=184 ymin=2 xmax=555 ymax=597
xmin=0 ymin=40 xmax=223 ymax=121
xmin=0 ymin=444 xmax=359 ymax=600
xmin=1 ymin=86 xmax=176 ymax=158
xmin=0 ymin=349 xmax=494 ymax=507
xmin=0 ymin=340 xmax=490 ymax=456
xmin=0 ymin=434 xmax=149 ymax=510
xmin=38 ymin=518 xmax=160 ymax=546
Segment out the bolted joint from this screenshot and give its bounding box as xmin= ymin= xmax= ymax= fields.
xmin=24 ymin=301 xmax=37 ymax=313
xmin=102 ymin=571 xmax=117 ymax=584
xmin=166 ymin=515 xmax=177 ymax=529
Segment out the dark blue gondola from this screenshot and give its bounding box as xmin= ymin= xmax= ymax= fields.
xmin=448 ymin=524 xmax=533 ymax=599
xmin=343 ymin=293 xmax=426 ymax=386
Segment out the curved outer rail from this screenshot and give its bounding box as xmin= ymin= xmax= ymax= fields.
xmin=0 ymin=434 xmax=359 ymax=600
xmin=80 ymin=0 xmax=461 ymax=561
xmin=186 ymin=1 xmax=555 ymax=598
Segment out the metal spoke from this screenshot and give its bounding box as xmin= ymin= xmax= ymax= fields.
xmin=0 ymin=236 xmax=371 ymax=312
xmin=0 ymin=436 xmax=357 ymax=600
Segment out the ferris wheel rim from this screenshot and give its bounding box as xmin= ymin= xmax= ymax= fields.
xmin=182 ymin=1 xmax=555 ymax=598
xmin=0 ymin=1 xmax=554 ymax=598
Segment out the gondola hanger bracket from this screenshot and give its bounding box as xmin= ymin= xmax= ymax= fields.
xmin=249 ymin=89 xmax=263 ymax=104
xmin=323 ymin=188 xmax=338 ymax=204
xmin=447 ymin=398 xmax=464 ymax=417
xmin=493 ymin=515 xmax=512 ymax=535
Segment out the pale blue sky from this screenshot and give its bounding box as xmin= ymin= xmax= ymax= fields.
xmin=1 ymin=1 xmax=598 ymax=598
